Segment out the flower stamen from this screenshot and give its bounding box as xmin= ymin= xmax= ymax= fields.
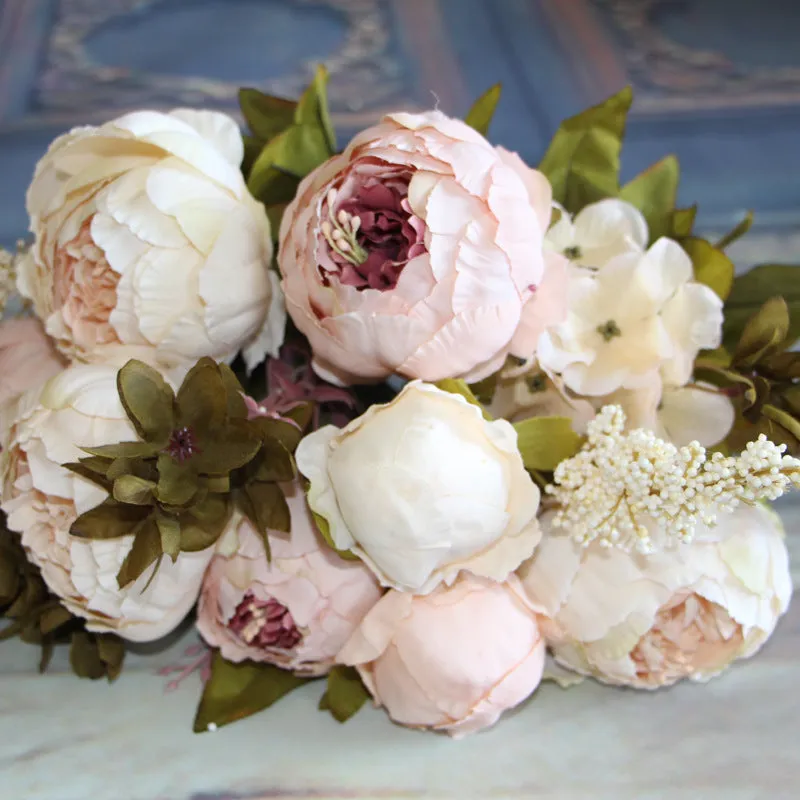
xmin=322 ymin=188 xmax=368 ymax=267
xmin=597 ymin=319 xmax=622 ymax=342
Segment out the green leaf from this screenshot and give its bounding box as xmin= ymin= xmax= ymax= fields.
xmin=434 ymin=379 xmax=491 ymax=419
xmin=193 ymin=651 xmax=312 ymax=733
xmin=619 ymin=155 xmax=679 ymax=241
xmin=238 ymin=87 xmax=297 ymax=142
xmin=539 ymin=86 xmax=633 ymax=211
xmin=116 ymin=518 xmax=161 ymax=588
xmin=38 ymin=604 xmax=72 ymax=636
xmin=723 ymin=265 xmax=800 ymax=350
xmin=217 ymin=363 xmax=248 ymax=420
xmin=248 ymin=125 xmax=331 ymax=196
xmin=96 ymin=635 xmax=125 ymax=681
xmin=716 ymin=211 xmax=754 ymax=251
xmin=192 ymin=427 xmax=262 ymax=476
xmin=81 ymin=442 xmax=156 ymax=460
xmin=682 ymin=237 xmax=735 ymax=301
xmin=70 ymin=502 xmax=151 ymax=540
xmin=177 ymin=358 xmax=227 ymax=432
xmin=254 ymin=439 xmax=295 ymax=483
xmin=181 ymin=495 xmax=232 ymax=552
xmin=156 ymin=514 xmax=182 ymax=560
xmin=241 ymin=482 xmax=291 ymax=537
xmin=281 ymin=402 xmax=314 ymax=434
xmin=116 ymin=360 xmax=175 ymax=445
xmin=671 ymin=205 xmax=697 ymax=238
xmin=251 ymin=416 xmax=305 ymax=454
xmin=733 ymin=296 xmax=790 ymax=369
xmin=63 ymin=460 xmax=113 ymax=492
xmin=295 ymin=64 xmax=336 ymax=154
xmin=70 ymin=631 xmax=107 ymax=680
xmin=311 ymin=511 xmax=360 ymax=561
xmin=319 ymin=665 xmax=370 ymax=723
xmin=247 ymin=163 xmax=301 ymax=207
xmin=113 ymin=474 xmax=155 ymax=506
xmin=513 ymin=416 xmax=584 ymax=471
xmin=156 ymin=454 xmax=200 ymax=506
xmin=464 ymin=84 xmax=502 ymax=137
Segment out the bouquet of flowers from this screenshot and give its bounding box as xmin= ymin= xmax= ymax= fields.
xmin=0 ymin=69 xmax=796 ymax=737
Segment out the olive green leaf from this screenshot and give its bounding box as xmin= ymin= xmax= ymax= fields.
xmin=311 ymin=510 xmax=360 ymax=561
xmin=619 ymin=154 xmax=679 ymax=242
xmin=682 ymin=237 xmax=735 ymax=301
xmin=319 ymin=665 xmax=370 ymax=723
xmin=177 ymin=358 xmax=227 ymax=432
xmin=716 ymin=211 xmax=754 ymax=251
xmin=723 ymin=264 xmax=800 ymax=351
xmin=239 ymin=88 xmax=297 ymax=143
xmin=69 ymin=630 xmax=125 ymax=682
xmin=155 ymin=514 xmax=182 ymax=560
xmin=513 ymin=416 xmax=584 ymax=472
xmin=218 ymin=362 xmax=249 ymax=420
xmin=671 ymin=205 xmax=697 ymax=238
xmin=155 ymin=453 xmax=200 ymax=506
xmin=469 ymin=372 xmax=499 ymax=405
xmin=539 ymin=86 xmax=633 ymax=212
xmin=295 ymin=64 xmax=336 ymax=155
xmin=113 ymin=474 xmax=156 ymax=506
xmin=70 ymin=501 xmax=151 ymax=540
xmin=239 ymin=482 xmax=291 ymax=538
xmin=194 ymin=651 xmax=313 ymax=733
xmin=117 ymin=360 xmax=175 ymax=446
xmin=116 ymin=517 xmax=161 ymax=588
xmin=464 ymin=84 xmax=502 ymax=137
xmin=732 ymin=296 xmax=790 ymax=369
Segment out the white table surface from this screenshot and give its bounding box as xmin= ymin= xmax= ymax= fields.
xmin=2 ymin=497 xmax=799 ymax=800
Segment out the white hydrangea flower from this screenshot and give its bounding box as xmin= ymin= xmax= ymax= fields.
xmin=546 ymin=198 xmax=648 ymax=269
xmin=537 ymin=238 xmax=723 ymax=396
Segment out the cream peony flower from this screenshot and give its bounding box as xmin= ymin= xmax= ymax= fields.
xmin=0 ymin=360 xmax=213 ymax=642
xmin=20 ymin=109 xmax=284 ymax=368
xmin=296 ymin=381 xmax=541 ymax=593
xmin=338 ymin=575 xmax=546 ymax=737
xmin=520 ymin=506 xmax=792 ymax=688
xmin=196 ymin=481 xmax=382 ymax=676
xmin=537 ymin=238 xmax=723 ymax=396
xmin=546 ymin=198 xmax=648 ymax=269
xmin=278 ymin=110 xmax=560 ymax=385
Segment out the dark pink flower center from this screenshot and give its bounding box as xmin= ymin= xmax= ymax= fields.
xmin=166 ymin=426 xmax=200 ymax=463
xmin=228 ymin=591 xmax=302 ymax=649
xmin=318 ymin=167 xmax=426 ymax=292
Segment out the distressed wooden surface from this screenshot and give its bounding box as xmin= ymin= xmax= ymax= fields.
xmin=1 ymin=497 xmax=798 ymax=800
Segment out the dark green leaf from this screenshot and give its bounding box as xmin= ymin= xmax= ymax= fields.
xmin=241 ymin=482 xmax=290 ymax=536
xmin=70 ymin=502 xmax=151 ymax=540
xmin=39 ymin=604 xmax=72 ymax=636
xmin=539 ymin=87 xmax=633 ymax=211
xmin=181 ymin=495 xmax=231 ymax=551
xmin=513 ymin=416 xmax=584 ymax=471
xmin=70 ymin=631 xmax=106 ymax=680
xmin=716 ymin=211 xmax=754 ymax=251
xmin=733 ymin=296 xmax=790 ymax=369
xmin=156 ymin=453 xmax=199 ymax=506
xmin=238 ymin=87 xmax=297 ymax=142
xmin=116 ymin=518 xmax=161 ymax=588
xmin=117 ymin=360 xmax=175 ymax=445
xmin=96 ymin=635 xmax=125 ymax=681
xmin=81 ymin=442 xmax=156 ymax=460
xmin=682 ymin=237 xmax=735 ymax=301
xmin=251 ymin=416 xmax=305 ymax=454
xmin=318 ymin=665 xmax=370 ymax=723
xmin=193 ymin=651 xmax=312 ymax=733
xmin=177 ymin=358 xmax=227 ymax=432
xmin=156 ymin=514 xmax=182 ymax=560
xmin=723 ymin=264 xmax=800 ymax=350
xmin=464 ymin=84 xmax=502 ymax=136
xmin=619 ymin=155 xmax=679 ymax=241
xmin=113 ymin=474 xmax=155 ymax=506
xmin=192 ymin=428 xmax=262 ymax=475
xmin=254 ymin=439 xmax=295 ymax=483
xmin=217 ymin=363 xmax=248 ymax=420
xmin=280 ymin=402 xmax=314 ymax=436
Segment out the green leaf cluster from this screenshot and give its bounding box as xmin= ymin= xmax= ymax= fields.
xmin=66 ymin=358 xmax=304 ymax=587
xmin=193 ymin=651 xmax=371 ymax=732
xmin=696 ymin=296 xmax=800 ymax=454
xmin=1 ymin=515 xmax=124 ymax=679
xmin=241 ymin=66 xmax=336 ymax=237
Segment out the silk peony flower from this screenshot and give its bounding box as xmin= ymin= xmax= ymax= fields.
xmin=537 ymin=238 xmax=723 ymax=396
xmin=278 ymin=110 xmax=558 ymax=385
xmin=296 ymin=381 xmax=541 ymax=593
xmin=0 ymin=360 xmax=213 ymax=642
xmin=606 ymin=374 xmax=735 ymax=447
xmin=337 ymin=575 xmax=546 ymax=737
xmin=196 ymin=481 xmax=381 ymax=675
xmin=520 ymin=506 xmax=792 ymax=688
xmin=0 ymin=318 xmax=66 ymax=406
xmin=20 ymin=109 xmax=284 ymax=368
xmin=546 ymin=198 xmax=648 ymax=269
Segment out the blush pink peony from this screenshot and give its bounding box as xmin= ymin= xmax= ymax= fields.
xmin=278 ymin=110 xmax=561 ymax=385
xmin=196 ymin=481 xmax=382 ymax=676
xmin=337 ymin=575 xmax=546 ymax=737
xmin=0 ymin=318 xmax=66 ymax=407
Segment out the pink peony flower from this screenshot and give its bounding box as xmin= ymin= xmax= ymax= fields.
xmin=0 ymin=318 xmax=66 ymax=407
xmin=196 ymin=481 xmax=382 ymax=676
xmin=278 ymin=110 xmax=559 ymax=385
xmin=337 ymin=575 xmax=546 ymax=737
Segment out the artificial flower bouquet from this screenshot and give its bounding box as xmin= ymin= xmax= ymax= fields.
xmin=0 ymin=69 xmax=796 ymax=737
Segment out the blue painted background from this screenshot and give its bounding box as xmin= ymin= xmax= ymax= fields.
xmin=1 ymin=0 xmax=799 ymax=246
